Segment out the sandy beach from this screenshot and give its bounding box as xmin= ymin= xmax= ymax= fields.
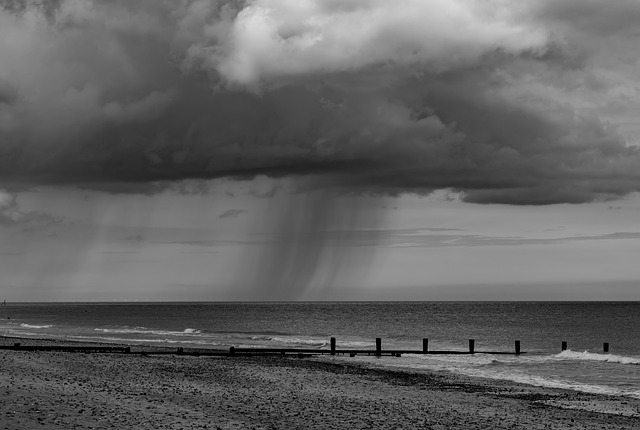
xmin=1 ymin=337 xmax=639 ymax=429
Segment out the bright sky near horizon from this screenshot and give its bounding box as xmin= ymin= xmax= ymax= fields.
xmin=1 ymin=0 xmax=640 ymax=301
xmin=3 ymin=184 xmax=640 ymax=301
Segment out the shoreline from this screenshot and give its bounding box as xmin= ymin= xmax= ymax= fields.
xmin=2 ymin=336 xmax=640 ymax=428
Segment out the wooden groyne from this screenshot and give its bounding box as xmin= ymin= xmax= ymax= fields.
xmin=231 ymin=337 xmax=524 ymax=358
xmin=0 ymin=343 xmax=130 ymax=353
xmin=1 ymin=338 xmax=615 ymax=357
xmin=1 ymin=337 xmax=525 ymax=357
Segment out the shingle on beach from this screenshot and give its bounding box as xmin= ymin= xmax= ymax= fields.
xmin=1 ymin=336 xmax=639 ymax=429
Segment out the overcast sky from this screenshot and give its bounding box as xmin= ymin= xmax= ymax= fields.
xmin=1 ymin=0 xmax=640 ymax=301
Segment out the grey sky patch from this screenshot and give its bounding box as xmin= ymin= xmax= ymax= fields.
xmin=179 ymin=250 xmax=218 ymax=254
xmin=218 ymin=209 xmax=247 ymax=219
xmin=543 ymin=226 xmax=566 ymax=231
xmin=151 ymin=239 xmax=252 ymax=247
xmin=98 ymin=250 xmax=141 ymax=255
xmin=132 ymin=227 xmax=640 ymax=251
xmin=0 ymin=190 xmax=62 ymax=228
xmin=386 ymin=230 xmax=640 ymax=248
xmin=123 ymin=234 xmax=144 ymax=242
xmin=420 ymin=227 xmax=465 ymax=232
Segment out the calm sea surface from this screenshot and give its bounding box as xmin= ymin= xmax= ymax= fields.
xmin=2 ymin=302 xmax=640 ymax=398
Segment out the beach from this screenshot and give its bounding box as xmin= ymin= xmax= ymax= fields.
xmin=1 ymin=337 xmax=639 ymax=429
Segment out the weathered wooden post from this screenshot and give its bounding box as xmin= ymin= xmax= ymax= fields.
xmin=603 ymin=343 xmax=609 ymax=353
xmin=376 ymin=338 xmax=382 ymax=357
xmin=423 ymin=338 xmax=429 ymax=353
xmin=561 ymin=341 xmax=567 ymax=351
xmin=515 ymin=340 xmax=521 ymax=355
xmin=330 ymin=337 xmax=336 ymax=355
xmin=469 ymin=339 xmax=475 ymax=354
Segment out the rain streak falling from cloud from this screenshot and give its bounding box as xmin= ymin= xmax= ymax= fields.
xmin=2 ymin=0 xmax=640 ymax=297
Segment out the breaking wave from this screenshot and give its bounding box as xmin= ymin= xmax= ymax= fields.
xmin=68 ymin=335 xmax=221 ymax=346
xmin=20 ymin=323 xmax=52 ymax=329
xmin=250 ymin=336 xmax=328 ymax=347
xmin=93 ymin=327 xmax=203 ymax=336
xmin=556 ymin=350 xmax=640 ymax=365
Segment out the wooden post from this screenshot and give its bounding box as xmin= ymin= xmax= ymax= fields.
xmin=423 ymin=338 xmax=429 ymax=353
xmin=376 ymin=338 xmax=381 ymax=357
xmin=330 ymin=337 xmax=336 ymax=355
xmin=469 ymin=339 xmax=475 ymax=354
xmin=561 ymin=341 xmax=567 ymax=351
xmin=603 ymin=342 xmax=609 ymax=353
xmin=515 ymin=340 xmax=521 ymax=355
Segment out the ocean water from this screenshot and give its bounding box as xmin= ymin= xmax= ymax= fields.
xmin=1 ymin=302 xmax=640 ymax=399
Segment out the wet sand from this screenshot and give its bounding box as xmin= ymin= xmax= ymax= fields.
xmin=1 ymin=336 xmax=639 ymax=429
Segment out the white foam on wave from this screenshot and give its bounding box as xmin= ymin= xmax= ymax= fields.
xmin=464 ymin=367 xmax=640 ymax=399
xmin=4 ymin=330 xmax=45 ymax=337
xmin=413 ymin=350 xmax=640 ymax=367
xmin=407 ymin=353 xmax=504 ymax=367
xmin=68 ymin=335 xmax=221 ymax=346
xmin=93 ymin=327 xmax=203 ymax=336
xmin=555 ymin=350 xmax=640 ymax=365
xmin=20 ymin=323 xmax=52 ymax=329
xmin=343 ymin=354 xmax=640 ymax=400
xmin=336 ymin=340 xmax=376 ymax=348
xmin=250 ymin=336 xmax=328 ymax=347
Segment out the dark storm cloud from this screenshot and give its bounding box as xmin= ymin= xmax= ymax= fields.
xmin=0 ymin=0 xmax=62 ymax=22
xmin=531 ymin=0 xmax=640 ymax=36
xmin=1 ymin=0 xmax=639 ymax=205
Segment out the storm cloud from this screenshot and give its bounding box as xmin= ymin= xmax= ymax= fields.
xmin=0 ymin=188 xmax=60 ymax=226
xmin=1 ymin=0 xmax=639 ymax=204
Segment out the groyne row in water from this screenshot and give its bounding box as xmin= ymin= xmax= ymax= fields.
xmin=0 ymin=337 xmax=617 ymax=357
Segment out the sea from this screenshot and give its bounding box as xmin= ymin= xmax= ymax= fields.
xmin=1 ymin=302 xmax=640 ymax=399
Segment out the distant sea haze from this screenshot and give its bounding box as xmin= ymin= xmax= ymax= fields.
xmin=2 ymin=302 xmax=640 ymax=398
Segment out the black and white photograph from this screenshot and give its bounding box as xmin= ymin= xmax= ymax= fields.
xmin=1 ymin=0 xmax=640 ymax=428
